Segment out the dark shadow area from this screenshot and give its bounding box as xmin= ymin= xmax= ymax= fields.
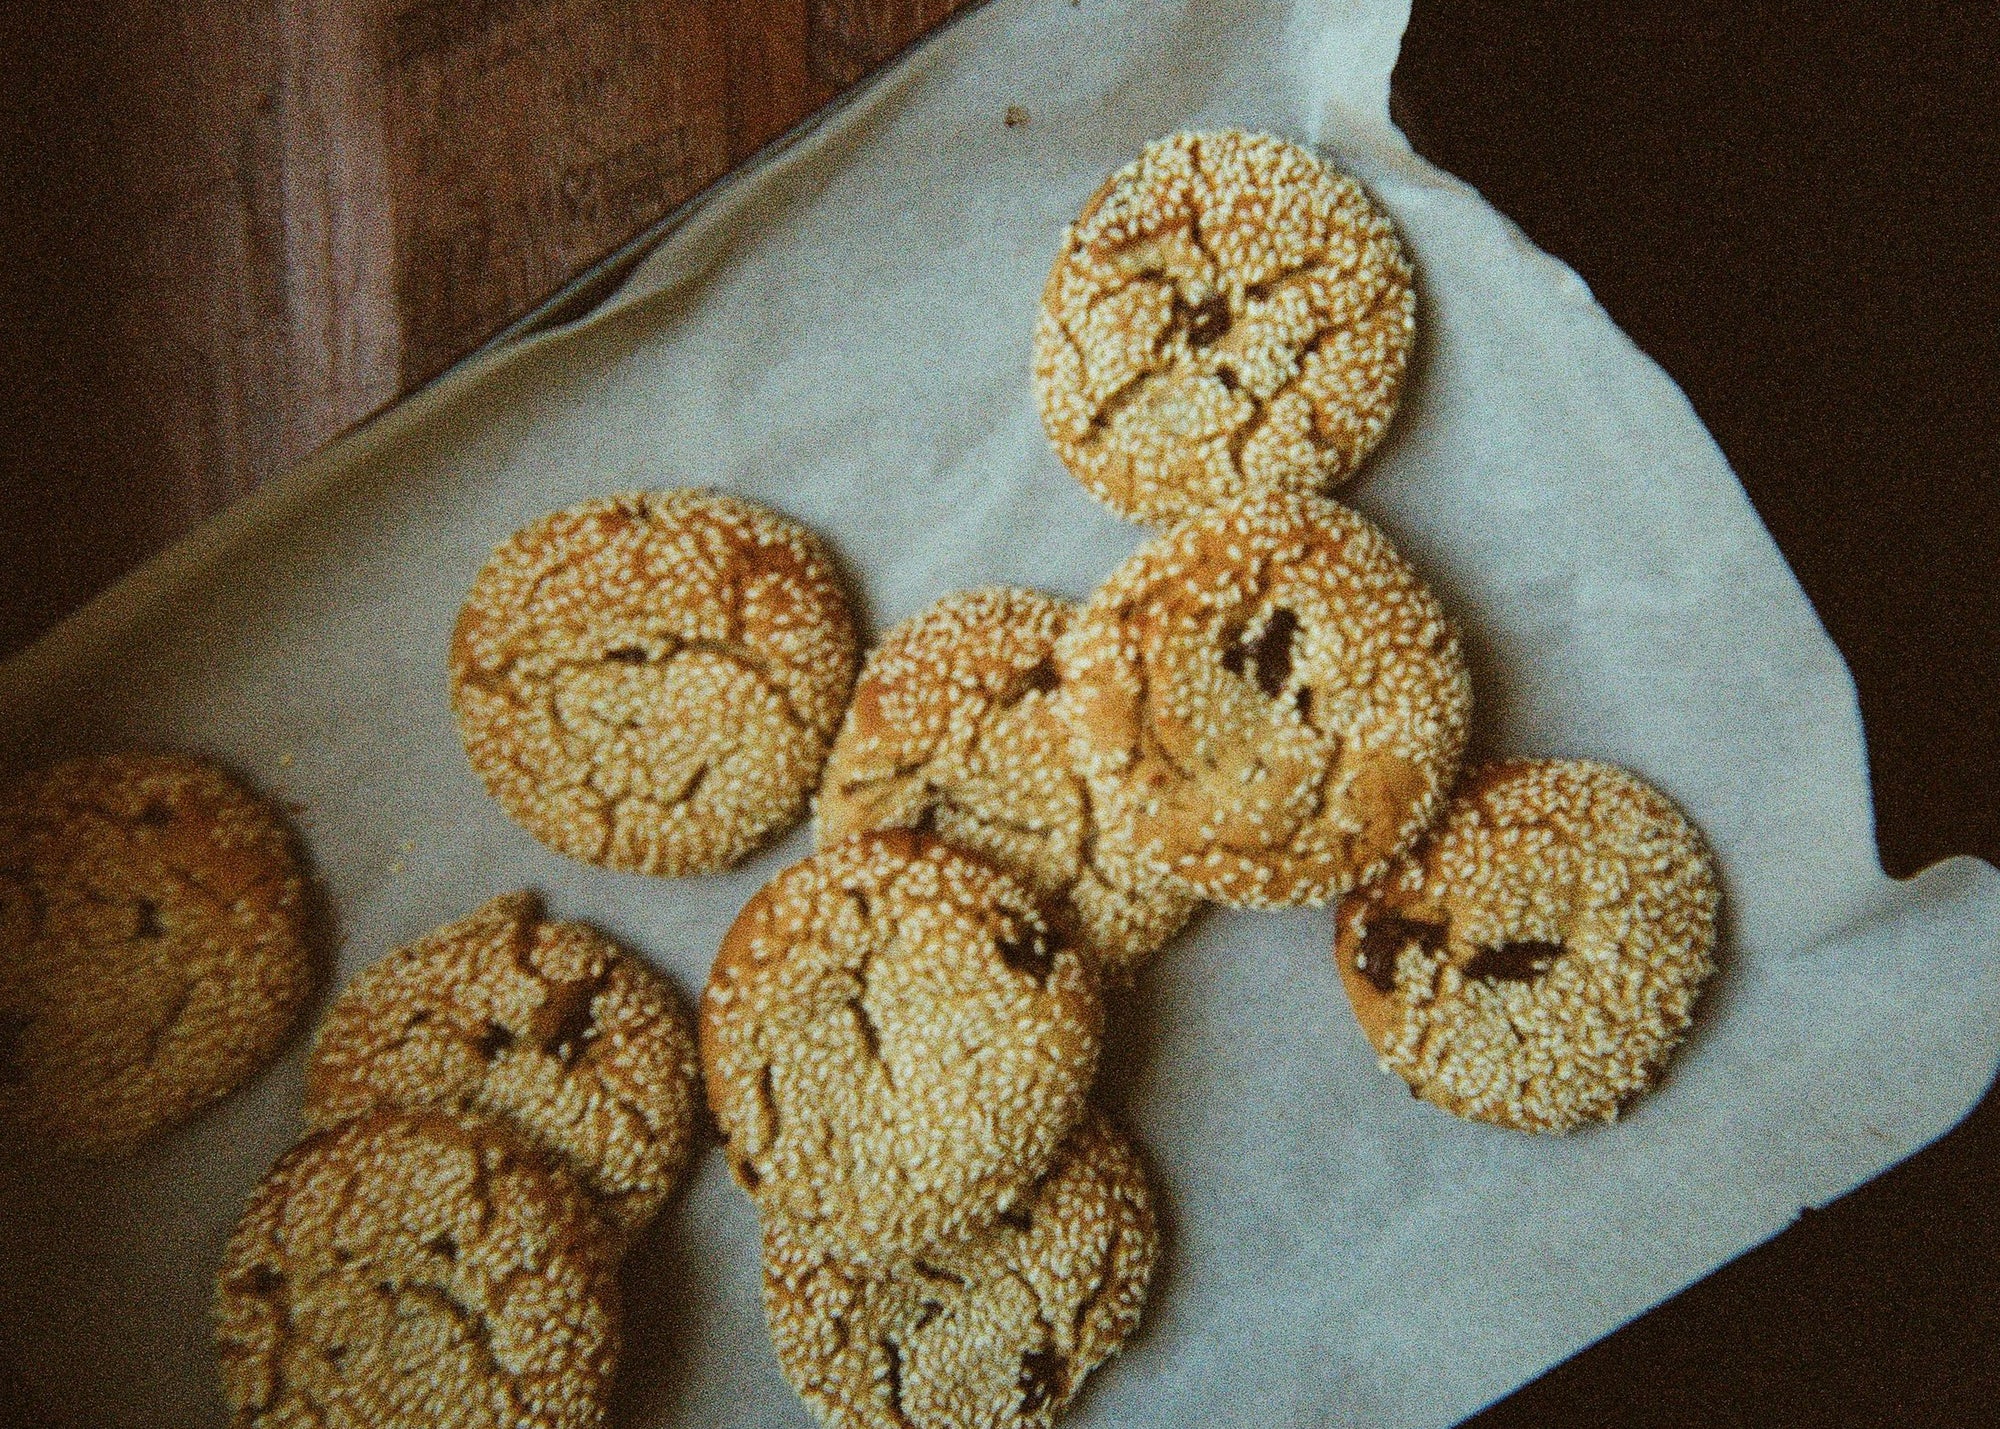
xmin=1394 ymin=2 xmax=2000 ymax=1423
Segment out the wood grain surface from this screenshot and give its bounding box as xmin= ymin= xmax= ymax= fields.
xmin=0 ymin=0 xmax=976 ymax=657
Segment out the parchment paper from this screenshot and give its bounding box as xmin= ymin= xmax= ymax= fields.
xmin=4 ymin=1 xmax=1997 ymax=1424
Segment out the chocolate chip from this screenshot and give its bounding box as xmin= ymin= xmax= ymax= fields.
xmin=1251 ymin=609 xmax=1298 ymax=696
xmin=475 ymin=1021 xmax=515 ymax=1059
xmin=603 ymin=645 xmax=648 ymax=664
xmin=1018 ymin=1349 xmax=1069 ymax=1416
xmin=424 ymin=1233 xmax=458 ymax=1262
xmin=133 ymin=898 xmax=165 ymax=939
xmin=1216 ymin=366 xmax=1240 ymax=391
xmin=735 ymin=1157 xmax=761 ymax=1190
xmin=243 ymin=1264 xmax=284 ymax=1297
xmin=1355 ymin=913 xmax=1445 ymax=993
xmin=996 ymin=1204 xmax=1034 ymax=1233
xmin=538 ymin=979 xmax=599 ymax=1064
xmin=135 ymin=802 xmax=172 ymax=829
xmin=1186 ymin=294 xmax=1231 ymax=347
xmin=995 ymin=923 xmax=1054 ymax=983
xmin=1021 ymin=656 xmax=1060 ymax=694
xmin=1222 ymin=609 xmax=1299 ymax=697
xmin=1464 ymin=939 xmax=1563 ymax=982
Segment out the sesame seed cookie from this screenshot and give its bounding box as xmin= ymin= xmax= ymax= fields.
xmin=1055 ymin=491 xmax=1470 ymax=908
xmin=303 ymin=891 xmax=701 ymax=1242
xmin=700 ymin=830 xmax=1103 ymax=1260
xmin=1033 ymin=130 xmax=1416 ymax=527
xmin=450 ymin=490 xmax=859 ymax=877
xmin=215 ymin=1109 xmax=622 ymax=1429
xmin=1335 ymin=760 xmax=1722 ymax=1133
xmin=762 ymin=1110 xmax=1156 ymax=1429
xmin=0 ymin=751 xmax=314 ymax=1156
xmin=816 ymin=588 xmax=1198 ymax=982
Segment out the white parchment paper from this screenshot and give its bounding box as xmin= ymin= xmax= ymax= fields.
xmin=4 ymin=1 xmax=1997 ymax=1424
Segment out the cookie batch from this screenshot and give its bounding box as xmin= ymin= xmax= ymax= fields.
xmin=0 ymin=130 xmax=1723 ymax=1428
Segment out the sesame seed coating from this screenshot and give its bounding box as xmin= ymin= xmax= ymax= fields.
xmin=0 ymin=751 xmax=314 ymax=1156
xmin=215 ymin=1109 xmax=623 ymax=1429
xmin=816 ymin=588 xmax=1198 ymax=982
xmin=1054 ymin=491 xmax=1471 ymax=908
xmin=700 ymin=831 xmax=1104 ymax=1261
xmin=450 ymin=490 xmax=859 ymax=877
xmin=304 ymin=891 xmax=702 ymax=1242
xmin=762 ymin=1110 xmax=1155 ymax=1429
xmin=1335 ymin=760 xmax=1722 ymax=1134
xmin=1033 ymin=130 xmax=1416 ymax=527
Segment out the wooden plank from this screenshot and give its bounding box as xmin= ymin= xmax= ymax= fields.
xmin=0 ymin=0 xmax=980 ymax=656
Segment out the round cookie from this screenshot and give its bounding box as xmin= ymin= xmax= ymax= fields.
xmin=215 ymin=1109 xmax=622 ymax=1429
xmin=701 ymin=830 xmax=1103 ymax=1260
xmin=303 ymin=891 xmax=701 ymax=1240
xmin=0 ymin=751 xmax=314 ymax=1156
xmin=451 ymin=489 xmax=859 ymax=877
xmin=1033 ymin=129 xmax=1415 ymax=527
xmin=816 ymin=587 xmax=1198 ymax=982
xmin=763 ymin=1110 xmax=1156 ymax=1429
xmin=1335 ymin=759 xmax=1722 ymax=1133
xmin=1055 ymin=490 xmax=1470 ymax=908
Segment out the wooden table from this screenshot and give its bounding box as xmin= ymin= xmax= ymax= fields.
xmin=3 ymin=1 xmax=1995 ymax=1423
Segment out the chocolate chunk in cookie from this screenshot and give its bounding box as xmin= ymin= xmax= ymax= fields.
xmin=1035 ymin=130 xmax=1415 ymax=526
xmin=1336 ymin=759 xmax=1722 ymax=1132
xmin=701 ymin=832 xmax=1102 ymax=1260
xmin=304 ymin=891 xmax=701 ymax=1241
xmin=817 ymin=588 xmax=1197 ymax=982
xmin=1056 ymin=491 xmax=1470 ymax=907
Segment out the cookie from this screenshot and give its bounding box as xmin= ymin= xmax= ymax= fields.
xmin=451 ymin=490 xmax=859 ymax=876
xmin=0 ymin=751 xmax=314 ymax=1156
xmin=816 ymin=588 xmax=1198 ymax=982
xmin=1335 ymin=760 xmax=1722 ymax=1133
xmin=701 ymin=830 xmax=1103 ymax=1259
xmin=215 ymin=1109 xmax=622 ymax=1429
xmin=303 ymin=891 xmax=701 ymax=1241
xmin=763 ymin=1110 xmax=1156 ymax=1429
xmin=1055 ymin=491 xmax=1470 ymax=908
xmin=1034 ymin=130 xmax=1415 ymax=526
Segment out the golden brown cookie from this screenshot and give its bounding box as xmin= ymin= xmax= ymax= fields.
xmin=701 ymin=831 xmax=1103 ymax=1260
xmin=1055 ymin=491 xmax=1470 ymax=908
xmin=303 ymin=891 xmax=701 ymax=1241
xmin=1335 ymin=760 xmax=1722 ymax=1133
xmin=815 ymin=588 xmax=1198 ymax=982
xmin=1034 ymin=130 xmax=1416 ymax=526
xmin=450 ymin=490 xmax=859 ymax=876
xmin=0 ymin=751 xmax=314 ymax=1156
xmin=215 ymin=1109 xmax=622 ymax=1429
xmin=763 ymin=1110 xmax=1155 ymax=1429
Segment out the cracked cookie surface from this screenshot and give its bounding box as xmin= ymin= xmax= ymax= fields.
xmin=763 ymin=1110 xmax=1155 ymax=1429
xmin=816 ymin=588 xmax=1197 ymax=982
xmin=1055 ymin=491 xmax=1470 ymax=907
xmin=1335 ymin=760 xmax=1721 ymax=1133
xmin=700 ymin=831 xmax=1103 ymax=1260
xmin=0 ymin=751 xmax=313 ymax=1155
xmin=304 ymin=891 xmax=701 ymax=1241
xmin=450 ymin=490 xmax=859 ymax=876
xmin=1034 ymin=129 xmax=1415 ymax=527
xmin=215 ymin=1109 xmax=622 ymax=1429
